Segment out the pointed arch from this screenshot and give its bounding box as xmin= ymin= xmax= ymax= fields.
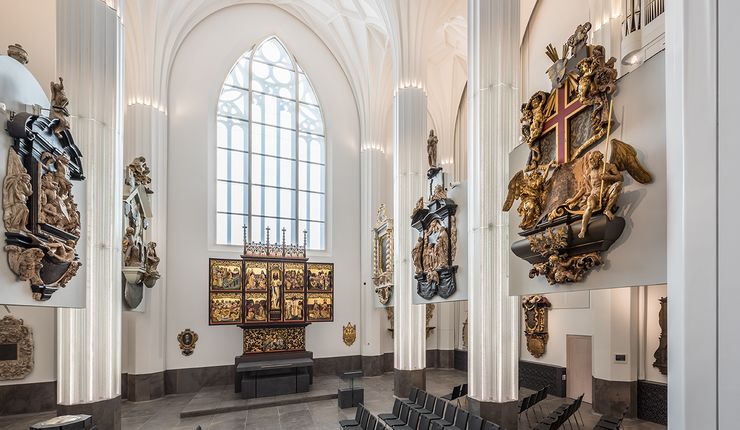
xmin=216 ymin=36 xmax=326 ymax=250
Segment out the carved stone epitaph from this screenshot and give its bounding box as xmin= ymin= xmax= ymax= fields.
xmin=653 ymin=297 xmax=667 ymax=375
xmin=0 ymin=315 xmax=34 ymax=380
xmin=503 ymin=23 xmax=653 ymax=285
xmin=122 ymin=157 xmax=159 ymax=308
xmin=412 ymin=134 xmax=459 ymax=300
xmin=4 ymin=110 xmax=85 ymax=301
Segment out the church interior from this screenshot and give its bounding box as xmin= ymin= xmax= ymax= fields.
xmin=0 ymin=0 xmax=733 ymax=429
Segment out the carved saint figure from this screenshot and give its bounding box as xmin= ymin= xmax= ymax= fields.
xmin=427 ymin=129 xmax=438 ymax=168
xmin=122 ymin=226 xmax=142 ymax=266
xmin=521 ymin=92 xmax=549 ymax=167
xmin=430 ymin=184 xmax=447 ymax=202
xmin=573 ymin=46 xmax=617 ymax=157
xmin=5 ymin=245 xmax=44 ymax=285
xmin=411 ymin=197 xmax=425 ymax=220
xmin=567 ymin=22 xmax=592 ymax=56
xmin=270 ymin=270 xmax=282 ymax=310
xmin=565 ymin=151 xmax=623 ymax=238
xmin=50 ymin=77 xmax=70 ymax=136
xmin=126 ymin=156 xmax=153 ymax=193
xmin=3 ymin=149 xmax=33 ymax=233
xmin=434 ymin=220 xmax=449 ymax=270
xmin=412 ymin=237 xmax=424 ymax=274
xmin=503 ymin=165 xmax=553 ymax=230
xmin=145 ymin=242 xmax=160 ymax=275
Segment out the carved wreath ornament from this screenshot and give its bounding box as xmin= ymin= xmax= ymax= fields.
xmin=0 ymin=315 xmax=34 ymax=380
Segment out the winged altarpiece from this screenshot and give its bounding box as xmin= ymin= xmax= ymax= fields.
xmin=504 ymin=22 xmax=653 ymax=285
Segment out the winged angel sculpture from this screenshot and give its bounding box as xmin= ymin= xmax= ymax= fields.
xmin=502 ymin=22 xmax=653 ymax=285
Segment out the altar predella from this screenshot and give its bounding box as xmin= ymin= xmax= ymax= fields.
xmin=504 ymin=22 xmax=652 ymax=285
xmin=3 ymin=76 xmax=84 ymax=300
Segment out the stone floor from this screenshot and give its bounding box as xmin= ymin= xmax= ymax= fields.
xmin=0 ymin=369 xmax=667 ymax=430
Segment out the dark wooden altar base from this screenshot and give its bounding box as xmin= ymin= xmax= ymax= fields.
xmin=234 ymin=351 xmax=313 ymax=397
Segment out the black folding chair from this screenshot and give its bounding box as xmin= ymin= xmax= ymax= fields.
xmin=340 ymin=404 xmax=364 ymax=428
xmin=429 ymin=404 xmax=457 ymax=430
xmin=483 ymin=420 xmax=501 ymax=430
xmin=378 ymin=398 xmax=402 ymax=423
xmin=467 ymin=415 xmax=485 ymax=430
xmin=384 ymin=403 xmax=411 ymax=427
xmin=342 ymin=405 xmax=369 ymax=430
xmin=441 ymin=385 xmax=461 ymax=401
xmin=393 ymin=409 xmax=421 ymax=430
xmin=401 ymin=387 xmax=420 ymax=406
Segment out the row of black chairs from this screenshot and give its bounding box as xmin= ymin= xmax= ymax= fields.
xmin=518 ymin=385 xmax=550 ymax=426
xmin=534 ymin=394 xmax=585 ymax=430
xmin=377 ymin=387 xmax=501 ymax=430
xmin=592 ymin=407 xmax=627 ymax=430
xmin=441 ymin=383 xmax=468 ymax=406
xmin=340 ymin=404 xmax=385 ymax=430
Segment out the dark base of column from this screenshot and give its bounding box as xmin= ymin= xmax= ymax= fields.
xmin=468 ymin=397 xmax=519 ymax=430
xmin=57 ymin=396 xmax=121 ymax=430
xmin=592 ymin=377 xmax=637 ymax=418
xmin=393 ymin=368 xmax=426 ymax=398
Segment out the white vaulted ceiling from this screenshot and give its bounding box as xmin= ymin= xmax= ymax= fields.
xmin=124 ymin=0 xmax=466 ymax=152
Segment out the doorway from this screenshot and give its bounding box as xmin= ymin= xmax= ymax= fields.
xmin=566 ymin=334 xmax=593 ymax=403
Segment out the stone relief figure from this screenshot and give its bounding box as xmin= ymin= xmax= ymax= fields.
xmin=144 ymin=242 xmax=160 ymax=276
xmin=50 ymin=77 xmax=70 ymax=136
xmin=411 ymin=197 xmax=425 ymax=220
xmin=567 ymin=22 xmax=592 ymax=55
xmin=125 ymin=156 xmax=152 ymax=193
xmin=2 ymin=149 xmax=33 ymax=233
xmin=412 ymin=237 xmax=424 ymax=274
xmin=122 ymin=226 xmax=142 ymax=267
xmin=427 ymin=129 xmax=438 ymax=168
xmin=45 ymin=240 xmax=76 ymax=263
xmin=5 ymin=245 xmax=44 ymax=285
xmin=430 ymin=184 xmax=447 ymax=202
xmin=521 ymin=91 xmax=549 ymax=167
xmin=434 ymin=220 xmax=449 ymax=269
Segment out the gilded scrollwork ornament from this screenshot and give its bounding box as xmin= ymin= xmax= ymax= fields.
xmin=242 ymin=326 xmax=306 ymax=354
xmin=177 ymin=329 xmax=198 ymax=356
xmin=343 ymin=322 xmax=357 ymax=347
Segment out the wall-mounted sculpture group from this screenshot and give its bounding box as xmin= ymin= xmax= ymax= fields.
xmin=122 ymin=156 xmax=159 ymax=308
xmin=522 ymin=295 xmax=551 ymax=358
xmin=653 ymin=297 xmax=667 ymax=375
xmin=0 ymin=315 xmax=34 ymax=380
xmin=411 ymin=130 xmax=458 ymax=300
xmin=372 ymin=204 xmax=393 ymax=305
xmin=3 ymin=77 xmax=85 ymax=301
xmin=504 ymin=22 xmax=652 ymax=285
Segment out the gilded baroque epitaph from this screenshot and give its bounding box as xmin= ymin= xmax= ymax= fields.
xmin=4 ymin=104 xmax=85 ymax=301
xmin=503 ymin=22 xmax=653 ymax=285
xmin=0 ymin=315 xmax=34 ymax=380
xmin=372 ymin=204 xmax=393 ymax=305
xmin=122 ymin=157 xmax=159 ymax=308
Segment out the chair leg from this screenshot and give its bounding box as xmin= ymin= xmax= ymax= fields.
xmin=577 ymin=410 xmax=585 ymax=427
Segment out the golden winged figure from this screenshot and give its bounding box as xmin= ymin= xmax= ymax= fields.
xmin=503 ymin=162 xmax=555 ymax=230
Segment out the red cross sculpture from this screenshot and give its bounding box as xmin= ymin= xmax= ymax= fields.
xmin=542 ymin=85 xmax=587 ymax=163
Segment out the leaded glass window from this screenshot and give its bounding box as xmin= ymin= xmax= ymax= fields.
xmin=217 ymin=37 xmax=326 ymax=250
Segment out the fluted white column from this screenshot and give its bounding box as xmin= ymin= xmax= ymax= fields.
xmin=360 ymin=145 xmax=388 ymax=372
xmin=392 ymin=86 xmax=427 ymax=377
xmin=56 ymin=0 xmax=124 ymax=419
xmin=467 ymin=0 xmax=520 ymax=424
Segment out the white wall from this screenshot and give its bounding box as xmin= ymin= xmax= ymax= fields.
xmin=166 ymin=3 xmax=361 ymax=370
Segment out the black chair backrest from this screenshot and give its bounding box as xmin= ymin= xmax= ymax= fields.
xmin=392 ymin=398 xmax=402 ymax=416
xmin=399 ymin=403 xmax=411 ymax=422
xmin=460 ymin=383 xmax=468 ymax=396
xmin=467 ymin=415 xmax=484 ymax=430
xmin=519 ymin=394 xmax=532 ymax=413
xmin=432 ymin=398 xmax=445 ymax=416
xmin=483 ymin=421 xmax=501 ymax=430
xmin=418 ymin=414 xmax=432 ymax=430
xmin=408 ymin=409 xmax=421 ymax=427
xmin=443 ymin=403 xmax=457 ymax=420
xmin=353 ymin=404 xmax=363 ymax=422
xmin=450 ymin=385 xmax=461 ymax=399
xmin=416 ymin=391 xmax=428 ymax=407
xmin=359 ymin=406 xmax=370 ymax=427
xmin=453 ymin=409 xmax=469 ymax=428
xmin=367 ymin=414 xmax=377 ymax=430
xmin=409 ymin=387 xmax=420 ymax=403
xmin=424 ymin=394 xmax=436 ymax=410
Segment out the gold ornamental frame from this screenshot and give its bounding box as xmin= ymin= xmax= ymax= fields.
xmin=522 ymin=295 xmax=552 ymax=358
xmin=372 ymin=204 xmax=394 ymax=305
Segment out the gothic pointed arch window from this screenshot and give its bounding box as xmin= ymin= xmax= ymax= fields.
xmin=217 ymin=37 xmax=326 ymax=249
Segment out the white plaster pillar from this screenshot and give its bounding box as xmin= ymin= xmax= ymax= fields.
xmin=381 ymin=0 xmax=431 ymax=396
xmin=55 ymin=0 xmax=124 ymax=428
xmin=467 ymin=0 xmax=520 ymax=426
xmin=665 ymin=0 xmax=718 ymax=429
xmin=360 ymin=144 xmax=390 ymax=374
